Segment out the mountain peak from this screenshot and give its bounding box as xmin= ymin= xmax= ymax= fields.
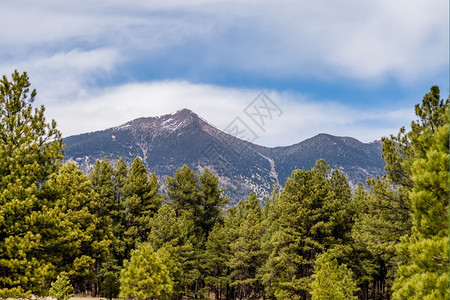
xmin=114 ymin=108 xmax=203 ymax=134
xmin=172 ymin=108 xmax=197 ymax=117
xmin=156 ymin=108 xmax=200 ymax=131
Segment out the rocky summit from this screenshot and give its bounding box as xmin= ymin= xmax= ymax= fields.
xmin=63 ymin=109 xmax=385 ymax=205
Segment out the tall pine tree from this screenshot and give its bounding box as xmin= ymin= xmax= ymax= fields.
xmin=262 ymin=160 xmax=352 ymax=299
xmin=42 ymin=162 xmax=113 ymax=294
xmin=0 ymin=71 xmax=64 ymax=297
xmin=123 ymin=157 xmax=162 ymax=254
xmin=392 ymin=87 xmax=449 ymax=299
xmin=228 ymin=193 xmax=264 ymax=299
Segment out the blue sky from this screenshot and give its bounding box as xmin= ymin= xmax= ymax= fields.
xmin=0 ymin=0 xmax=448 ymax=146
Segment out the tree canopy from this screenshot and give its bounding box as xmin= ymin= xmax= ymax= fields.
xmin=0 ymin=71 xmax=447 ymax=300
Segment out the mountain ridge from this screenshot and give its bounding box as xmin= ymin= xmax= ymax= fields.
xmin=63 ymin=109 xmax=385 ymax=204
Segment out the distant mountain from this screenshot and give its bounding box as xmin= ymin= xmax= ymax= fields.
xmin=63 ymin=109 xmax=385 ymax=204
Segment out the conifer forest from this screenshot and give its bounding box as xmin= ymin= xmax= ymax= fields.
xmin=0 ymin=71 xmax=448 ymax=299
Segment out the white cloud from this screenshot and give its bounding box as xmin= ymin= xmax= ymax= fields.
xmin=0 ymin=1 xmax=441 ymax=147
xmin=321 ymin=0 xmax=447 ymax=81
xmin=0 ymin=0 xmax=446 ymax=83
xmin=44 ymin=81 xmax=415 ymax=146
xmin=0 ymin=48 xmax=120 ymax=101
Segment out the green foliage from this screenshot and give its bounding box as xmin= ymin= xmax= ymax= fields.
xmin=147 ymin=204 xmax=199 ymax=298
xmin=203 ymin=223 xmax=232 ymax=299
xmin=155 ymin=245 xmax=184 ymax=297
xmin=147 ymin=204 xmax=183 ymax=249
xmin=228 ymin=194 xmax=264 ymax=299
xmin=123 ymin=157 xmax=163 ymax=252
xmin=42 ymin=162 xmax=112 ymax=289
xmin=164 ymin=165 xmax=229 ymax=298
xmin=119 ymin=243 xmax=173 ymax=300
xmin=410 ymin=105 xmax=449 ymax=237
xmin=114 ymin=157 xmax=128 ymax=204
xmin=166 ymin=164 xmax=199 ymax=216
xmin=108 ymin=157 xmax=128 ymax=262
xmin=198 ymin=168 xmax=229 ymax=236
xmin=124 ymin=157 xmax=162 ymax=219
xmin=351 ymin=86 xmax=449 ymax=299
xmin=0 ymin=71 xmax=63 ymax=297
xmin=392 ymin=89 xmax=449 ymax=299
xmin=0 ymin=73 xmax=445 ymax=300
xmin=90 ymin=157 xmax=115 ymax=214
xmin=310 ymin=251 xmax=358 ymax=300
xmin=166 ymin=165 xmax=228 ymax=239
xmin=262 ymin=160 xmax=353 ymax=299
xmin=100 ymin=258 xmax=121 ymax=300
xmin=49 ymin=272 xmax=74 ymax=300
xmin=351 ymin=175 xmax=412 ymax=293
xmin=352 ymin=177 xmax=412 ymax=260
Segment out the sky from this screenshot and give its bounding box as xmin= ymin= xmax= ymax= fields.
xmin=0 ymin=0 xmax=448 ymax=147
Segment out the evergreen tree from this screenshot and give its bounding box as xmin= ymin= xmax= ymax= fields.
xmin=119 ymin=243 xmax=173 ymax=300
xmin=345 ymin=183 xmax=381 ymax=299
xmin=258 ymin=185 xmax=281 ymax=299
xmin=90 ymin=157 xmax=115 ymax=220
xmin=350 ymin=91 xmax=432 ymax=297
xmin=198 ymin=168 xmax=229 ymax=237
xmin=165 ymin=165 xmax=228 ymax=297
xmin=0 ymin=71 xmax=64 ymax=297
xmin=350 ymin=86 xmax=449 ymax=299
xmin=123 ymin=157 xmax=162 ymax=253
xmin=49 ymin=272 xmax=74 ymax=300
xmin=113 ymin=157 xmax=128 ymax=205
xmin=262 ymin=160 xmax=352 ymax=299
xmin=99 ymin=258 xmax=121 ymax=300
xmin=351 ymin=176 xmax=411 ymax=297
xmin=203 ymin=223 xmax=232 ymax=300
xmin=228 ymin=194 xmax=264 ymax=299
xmin=392 ymin=88 xmax=449 ymax=299
xmin=310 ymin=251 xmax=358 ymax=300
xmin=42 ymin=162 xmax=113 ymax=294
xmin=87 ymin=158 xmax=118 ymax=295
xmin=109 ymin=157 xmax=128 ymax=263
xmin=147 ymin=204 xmax=199 ymax=298
xmin=220 ymin=206 xmax=241 ymax=299
xmin=166 ymin=164 xmax=199 ymax=217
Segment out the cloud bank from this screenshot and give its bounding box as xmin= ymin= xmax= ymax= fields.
xmin=0 ymin=0 xmax=445 ymax=146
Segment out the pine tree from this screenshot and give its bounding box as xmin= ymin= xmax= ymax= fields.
xmin=49 ymin=272 xmax=74 ymax=300
xmin=42 ymin=162 xmax=113 ymax=294
xmin=147 ymin=204 xmax=199 ymax=298
xmin=166 ymin=164 xmax=200 ymax=217
xmin=228 ymin=194 xmax=264 ymax=299
xmin=119 ymin=243 xmax=173 ymax=300
xmin=203 ymin=223 xmax=232 ymax=300
xmin=351 ymin=175 xmax=411 ymax=297
xmin=113 ymin=157 xmax=128 ymax=205
xmin=350 ymin=92 xmax=433 ymax=297
xmin=262 ymin=160 xmax=352 ymax=299
xmin=392 ymin=88 xmax=449 ymax=299
xmin=345 ymin=183 xmax=381 ymax=299
xmin=123 ymin=157 xmax=162 ymax=253
xmin=310 ymin=251 xmax=358 ymax=300
xmin=109 ymin=157 xmax=128 ymax=263
xmin=90 ymin=157 xmax=115 ymax=219
xmin=165 ymin=165 xmax=229 ymax=297
xmin=0 ymin=71 xmax=64 ymax=297
xmin=349 ymin=86 xmax=449 ymax=299
xmin=99 ymin=257 xmax=121 ymax=300
xmin=198 ymin=168 xmax=229 ymax=237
